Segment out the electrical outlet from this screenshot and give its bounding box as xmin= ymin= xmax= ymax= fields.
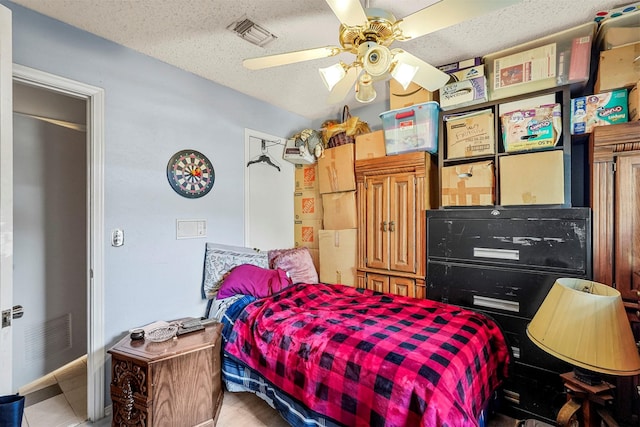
xmin=111 ymin=229 xmax=124 ymax=247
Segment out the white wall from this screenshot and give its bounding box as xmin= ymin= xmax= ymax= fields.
xmin=2 ymin=0 xmax=310 ymax=363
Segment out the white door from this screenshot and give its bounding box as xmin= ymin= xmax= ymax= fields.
xmin=0 ymin=3 xmax=14 ymax=394
xmin=244 ymin=128 xmax=294 ymax=251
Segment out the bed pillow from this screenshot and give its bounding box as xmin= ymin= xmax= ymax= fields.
xmin=268 ymin=247 xmax=319 ymax=284
xmin=216 ymin=264 xmax=292 ymax=299
xmin=202 ymin=243 xmax=268 ymax=299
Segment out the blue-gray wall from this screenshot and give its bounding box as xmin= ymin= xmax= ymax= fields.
xmin=2 ymin=0 xmax=310 ymax=354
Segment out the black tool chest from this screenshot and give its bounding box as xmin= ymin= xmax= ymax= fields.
xmin=426 ymin=207 xmax=592 ymax=423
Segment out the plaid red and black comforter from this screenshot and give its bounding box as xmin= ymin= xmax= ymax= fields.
xmin=224 ymin=283 xmax=510 ymax=427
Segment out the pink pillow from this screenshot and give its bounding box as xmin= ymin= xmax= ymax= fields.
xmin=269 ymin=247 xmax=318 ymax=284
xmin=216 ymin=264 xmax=292 ymax=299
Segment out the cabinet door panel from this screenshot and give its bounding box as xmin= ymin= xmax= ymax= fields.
xmin=390 ymin=276 xmax=415 ymax=298
xmin=367 ymin=273 xmax=390 ymax=294
xmin=616 ymin=154 xmax=640 ymax=301
xmin=366 ymin=177 xmax=388 ymax=269
xmin=389 ymin=174 xmax=416 ymax=273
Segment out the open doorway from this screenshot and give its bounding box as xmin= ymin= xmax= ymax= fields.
xmin=10 ymin=64 xmax=105 ymax=422
xmin=12 ymin=80 xmax=88 ymax=423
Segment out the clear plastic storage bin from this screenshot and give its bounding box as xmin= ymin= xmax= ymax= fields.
xmin=379 ymin=101 xmax=439 ymax=155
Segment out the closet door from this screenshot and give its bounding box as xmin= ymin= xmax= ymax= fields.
xmin=616 ymin=154 xmax=640 ymax=302
xmin=365 ymin=176 xmax=388 ymax=270
xmin=389 ymin=174 xmax=416 ymax=273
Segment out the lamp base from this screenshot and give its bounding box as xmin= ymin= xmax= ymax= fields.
xmin=573 ymin=366 xmax=602 ymax=386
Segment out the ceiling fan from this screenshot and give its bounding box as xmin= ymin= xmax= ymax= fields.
xmin=243 ymin=0 xmax=521 ymax=104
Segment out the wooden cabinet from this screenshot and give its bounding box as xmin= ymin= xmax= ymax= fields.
xmin=109 ymin=323 xmax=223 ymax=427
xmin=590 ymin=121 xmax=640 ymax=304
xmin=589 ymin=120 xmax=640 ymax=425
xmin=355 ymin=151 xmax=436 ymax=298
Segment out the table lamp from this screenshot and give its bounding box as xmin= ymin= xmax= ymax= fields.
xmin=527 ymin=278 xmax=640 ymax=385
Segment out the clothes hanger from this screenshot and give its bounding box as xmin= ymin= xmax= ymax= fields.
xmin=246 ymin=139 xmax=281 ymax=172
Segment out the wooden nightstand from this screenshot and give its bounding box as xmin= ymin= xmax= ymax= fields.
xmin=557 ymin=371 xmax=617 ymax=427
xmin=108 ymin=322 xmax=223 ymax=427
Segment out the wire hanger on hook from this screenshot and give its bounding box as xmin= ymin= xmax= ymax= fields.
xmin=247 ymin=139 xmax=281 ymax=172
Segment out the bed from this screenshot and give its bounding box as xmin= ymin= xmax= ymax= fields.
xmin=202 ymin=244 xmax=510 ymax=427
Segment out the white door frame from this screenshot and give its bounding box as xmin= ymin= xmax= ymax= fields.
xmin=0 ymin=2 xmax=13 ymax=398
xmin=12 ymin=64 xmax=106 ymax=421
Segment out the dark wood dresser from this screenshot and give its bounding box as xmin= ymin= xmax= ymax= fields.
xmin=109 ymin=323 xmax=223 ymax=427
xmin=426 ymin=207 xmax=592 ymax=423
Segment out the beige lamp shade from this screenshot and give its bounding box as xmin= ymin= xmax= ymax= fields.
xmin=527 ymin=278 xmax=640 ymax=376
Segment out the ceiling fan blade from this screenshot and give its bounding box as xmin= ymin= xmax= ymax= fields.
xmin=325 ymin=0 xmax=368 ymax=27
xmin=327 ymin=66 xmax=360 ymax=104
xmin=397 ymin=0 xmax=522 ymax=40
xmin=243 ymin=46 xmax=343 ymax=70
xmin=393 ymin=50 xmax=450 ymax=92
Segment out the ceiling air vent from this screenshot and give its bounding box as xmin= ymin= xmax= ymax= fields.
xmin=227 ymin=16 xmax=277 ymax=47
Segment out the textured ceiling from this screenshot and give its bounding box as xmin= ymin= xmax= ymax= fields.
xmin=10 ymin=0 xmax=625 ymax=120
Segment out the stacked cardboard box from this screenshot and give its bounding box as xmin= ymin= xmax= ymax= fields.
xmin=293 ymin=163 xmax=321 ymax=271
xmin=317 ymin=144 xmax=357 ymax=287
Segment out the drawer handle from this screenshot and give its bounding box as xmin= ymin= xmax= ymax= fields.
xmin=503 ymin=389 xmax=520 ymax=404
xmin=511 ymin=346 xmax=520 ymax=359
xmin=473 ymin=295 xmax=520 ymax=313
xmin=473 ymin=247 xmax=519 ymax=260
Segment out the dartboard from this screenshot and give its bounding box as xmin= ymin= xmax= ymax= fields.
xmin=166 ymin=149 xmax=215 ymax=198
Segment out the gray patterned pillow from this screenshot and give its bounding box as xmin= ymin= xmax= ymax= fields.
xmin=201 ymin=243 xmax=268 ymax=299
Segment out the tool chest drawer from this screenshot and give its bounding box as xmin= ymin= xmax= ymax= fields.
xmin=426 ymin=208 xmax=590 ymax=273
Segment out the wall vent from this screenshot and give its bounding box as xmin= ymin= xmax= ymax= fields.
xmin=227 ymin=16 xmax=277 ymax=47
xmin=25 ymin=313 xmax=72 ymax=361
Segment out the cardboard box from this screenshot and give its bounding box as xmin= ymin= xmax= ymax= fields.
xmin=294 ymin=219 xmax=322 ymax=249
xmin=437 ymin=57 xmax=482 ymax=74
xmin=499 ymin=150 xmax=564 ymax=206
xmin=319 ymin=229 xmax=357 ymax=287
xmin=571 ymin=89 xmax=628 ymax=134
xmin=318 ymin=144 xmax=356 ymax=194
xmin=445 ymin=109 xmax=495 ymax=159
xmin=450 ymin=65 xmax=485 ymax=82
xmin=389 ymin=79 xmax=437 ymax=110
xmin=602 ymin=27 xmax=640 ymax=50
xmin=307 ymin=248 xmax=320 ymax=276
xmin=630 ymin=81 xmax=639 ymax=121
xmin=355 ymin=130 xmax=386 ymax=160
xmin=440 ymin=76 xmax=488 ymax=110
xmin=294 ymin=190 xmax=323 ymax=220
xmin=322 ymin=191 xmax=357 ymax=230
xmin=295 ymin=164 xmax=318 ymax=191
xmin=379 ymin=101 xmax=439 ymax=155
xmin=595 ymin=42 xmax=640 ymax=92
xmin=501 ymin=103 xmax=562 ymax=151
xmin=441 ymin=161 xmax=495 ymax=206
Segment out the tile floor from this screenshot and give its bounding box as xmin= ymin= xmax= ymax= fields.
xmin=17 ymin=355 xmax=108 ymax=427
xmin=18 ymin=356 xmax=517 ymax=427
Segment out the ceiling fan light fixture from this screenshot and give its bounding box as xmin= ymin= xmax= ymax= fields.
xmin=390 ymin=61 xmax=418 ymax=90
xmin=355 ymin=73 xmax=376 ymax=103
xmin=319 ymin=62 xmax=347 ymax=91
